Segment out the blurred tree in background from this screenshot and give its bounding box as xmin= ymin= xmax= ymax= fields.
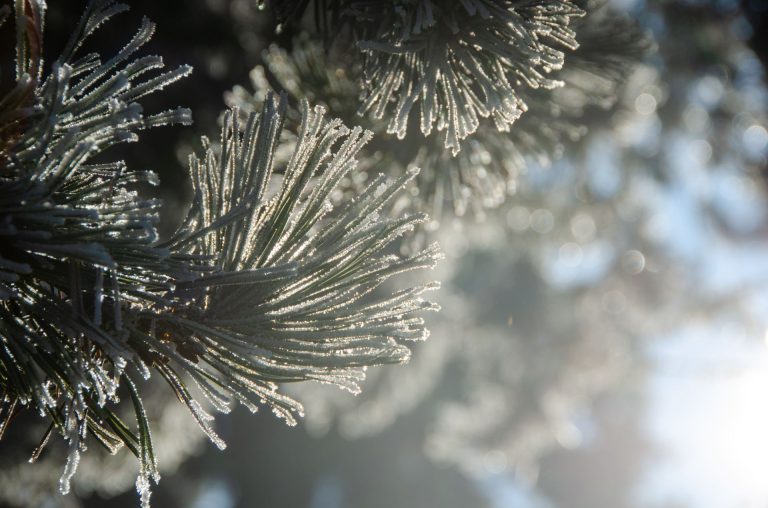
xmin=1 ymin=0 xmax=768 ymax=507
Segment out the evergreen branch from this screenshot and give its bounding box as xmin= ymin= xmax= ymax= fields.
xmin=163 ymin=94 xmax=442 ymax=416
xmin=0 ymin=2 xmax=442 ymax=505
xmin=356 ymin=0 xmax=584 ymax=154
xmin=257 ymin=0 xmax=585 ymax=154
xmin=230 ymin=4 xmax=649 ymax=223
xmin=407 ymin=1 xmax=652 ymax=219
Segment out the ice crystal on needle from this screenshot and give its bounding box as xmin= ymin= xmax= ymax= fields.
xmin=0 ymin=1 xmax=440 ymax=505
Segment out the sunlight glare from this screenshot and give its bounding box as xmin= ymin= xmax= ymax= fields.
xmin=710 ymin=369 xmax=768 ymax=499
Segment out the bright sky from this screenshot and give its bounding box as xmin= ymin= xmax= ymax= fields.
xmin=640 ymin=326 xmax=768 ymax=508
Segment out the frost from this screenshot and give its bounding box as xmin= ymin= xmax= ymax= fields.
xmin=58 ymin=447 xmax=80 ymax=495
xmin=188 ymin=400 xmax=227 ymax=451
xmin=136 ymin=473 xmax=152 ymax=508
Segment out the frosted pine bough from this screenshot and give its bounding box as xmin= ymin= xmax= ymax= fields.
xmin=233 ymin=2 xmax=647 ymax=223
xmin=259 ymin=0 xmax=585 ymax=154
xmin=356 ymin=0 xmax=585 ymax=154
xmin=407 ymin=1 xmax=651 ymax=219
xmin=0 ymin=1 xmax=441 ymax=506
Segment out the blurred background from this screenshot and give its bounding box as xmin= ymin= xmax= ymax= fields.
xmin=4 ymin=0 xmax=768 ymax=507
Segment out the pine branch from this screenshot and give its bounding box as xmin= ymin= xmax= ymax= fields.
xmin=407 ymin=1 xmax=652 ymax=220
xmin=258 ymin=0 xmax=585 ymax=154
xmin=159 ymin=94 xmax=442 ymax=424
xmin=0 ymin=1 xmax=442 ymax=505
xmin=356 ymin=0 xmax=584 ymax=154
xmin=231 ymin=3 xmax=649 ymax=223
